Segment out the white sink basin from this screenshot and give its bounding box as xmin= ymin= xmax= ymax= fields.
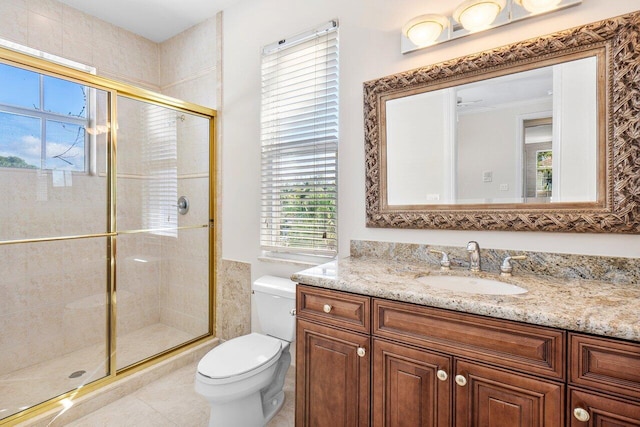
xmin=416 ymin=275 xmax=527 ymax=295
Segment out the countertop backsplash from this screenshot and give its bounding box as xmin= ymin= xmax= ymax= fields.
xmin=350 ymin=240 xmax=640 ymax=285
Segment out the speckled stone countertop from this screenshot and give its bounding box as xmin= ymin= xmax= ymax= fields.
xmin=291 ymin=257 xmax=640 ymax=342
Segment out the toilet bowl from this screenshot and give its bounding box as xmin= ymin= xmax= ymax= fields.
xmin=195 ymin=276 xmax=296 ymax=427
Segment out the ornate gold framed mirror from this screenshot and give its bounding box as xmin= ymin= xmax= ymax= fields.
xmin=364 ymin=11 xmax=640 ymax=233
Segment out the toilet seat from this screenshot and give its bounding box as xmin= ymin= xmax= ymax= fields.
xmin=197 ymin=333 xmax=282 ymax=384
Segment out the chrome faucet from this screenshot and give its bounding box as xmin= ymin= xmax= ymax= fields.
xmin=429 ymin=249 xmax=451 ymax=271
xmin=500 ymin=255 xmax=527 ymax=276
xmin=466 ymin=241 xmax=481 ymax=272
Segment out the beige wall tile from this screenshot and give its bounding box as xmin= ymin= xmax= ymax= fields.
xmin=27 ymin=0 xmax=63 ymax=22
xmin=27 ymin=11 xmax=63 ymax=55
xmin=0 ymin=1 xmax=28 ymax=44
xmin=217 ymin=259 xmax=251 ymax=340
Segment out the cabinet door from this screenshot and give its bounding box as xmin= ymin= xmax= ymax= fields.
xmin=296 ymin=318 xmax=370 ymax=427
xmin=454 ymin=360 xmax=564 ymax=427
xmin=569 ymin=388 xmax=640 ymax=426
xmin=373 ymin=338 xmax=452 ymax=427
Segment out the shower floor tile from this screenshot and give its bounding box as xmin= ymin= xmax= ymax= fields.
xmin=0 ymin=323 xmax=195 ymax=422
xmin=66 ymin=359 xmax=295 ymax=427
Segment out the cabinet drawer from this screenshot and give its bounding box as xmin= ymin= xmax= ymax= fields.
xmin=297 ymin=285 xmax=370 ymax=333
xmin=373 ymin=299 xmax=565 ymax=380
xmin=569 ymin=333 xmax=640 ymax=401
xmin=568 ymin=387 xmax=640 ymax=426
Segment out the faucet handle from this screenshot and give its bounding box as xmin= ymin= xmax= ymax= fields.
xmin=466 ymin=241 xmax=480 ymax=252
xmin=429 ymin=249 xmax=451 ymax=270
xmin=500 ymin=255 xmax=527 ymax=276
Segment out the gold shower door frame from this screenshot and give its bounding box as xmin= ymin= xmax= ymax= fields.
xmin=0 ymin=46 xmax=217 ymax=425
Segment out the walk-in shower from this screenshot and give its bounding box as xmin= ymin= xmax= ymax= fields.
xmin=0 ymin=46 xmax=215 ymax=424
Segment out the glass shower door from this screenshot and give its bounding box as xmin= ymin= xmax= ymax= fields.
xmin=115 ymin=96 xmax=211 ymax=370
xmin=0 ymin=46 xmax=215 ymax=425
xmin=0 ymin=64 xmax=111 ymax=420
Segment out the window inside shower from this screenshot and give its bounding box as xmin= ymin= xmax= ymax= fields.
xmin=0 ymin=53 xmax=215 ymax=424
xmin=0 ymin=63 xmax=90 ymax=172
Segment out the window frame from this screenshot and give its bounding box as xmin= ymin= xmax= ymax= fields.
xmin=0 ymin=39 xmax=95 ymax=174
xmin=260 ymin=20 xmax=339 ymax=259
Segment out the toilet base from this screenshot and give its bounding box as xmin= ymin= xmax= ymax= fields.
xmin=261 ymin=343 xmax=290 ymax=423
xmin=262 ymin=390 xmax=285 ymax=425
xmin=198 ymin=344 xmax=291 ymax=427
xmin=207 ymin=392 xmax=263 ymax=427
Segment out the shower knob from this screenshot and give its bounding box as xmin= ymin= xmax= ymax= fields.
xmin=176 ymin=196 xmax=189 ymax=215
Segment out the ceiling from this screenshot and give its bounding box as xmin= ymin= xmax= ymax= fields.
xmin=58 ymin=0 xmax=242 ymax=42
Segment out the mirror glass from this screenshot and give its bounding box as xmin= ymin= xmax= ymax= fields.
xmin=384 ymin=55 xmax=598 ymax=207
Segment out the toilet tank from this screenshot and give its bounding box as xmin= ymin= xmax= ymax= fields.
xmin=252 ymin=275 xmax=297 ymax=341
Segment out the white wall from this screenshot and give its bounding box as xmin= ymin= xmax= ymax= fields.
xmin=221 ymin=0 xmax=640 ymax=281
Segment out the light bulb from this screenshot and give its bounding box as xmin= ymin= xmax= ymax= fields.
xmin=403 ymin=14 xmax=449 ymax=46
xmin=516 ymin=0 xmax=562 ymax=13
xmin=454 ymin=0 xmax=506 ymax=32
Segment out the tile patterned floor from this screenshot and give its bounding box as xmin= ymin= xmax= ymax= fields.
xmin=65 ymin=359 xmax=295 ymax=426
xmin=1 ymin=323 xmax=196 ymax=422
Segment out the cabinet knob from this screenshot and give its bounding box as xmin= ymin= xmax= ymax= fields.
xmin=455 ymin=374 xmax=467 ymax=387
xmin=573 ymin=407 xmax=591 ymax=422
xmin=436 ymin=370 xmax=448 ymax=381
xmin=357 ymin=347 xmax=366 ymax=357
xmin=323 ymin=304 xmax=333 ymax=313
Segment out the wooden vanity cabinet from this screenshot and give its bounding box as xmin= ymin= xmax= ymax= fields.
xmin=372 ymin=337 xmax=564 ymax=426
xmin=454 ymin=359 xmax=563 ymax=426
xmin=296 ymin=285 xmax=566 ymax=427
xmin=372 ymin=299 xmax=565 ymax=427
xmin=567 ymin=333 xmax=640 ymax=426
xmin=373 ymin=338 xmax=452 ymax=426
xmin=296 ymin=286 xmax=371 ymax=427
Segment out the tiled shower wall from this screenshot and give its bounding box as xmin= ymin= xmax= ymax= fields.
xmin=0 ymin=117 xmax=111 ymax=373
xmin=0 ymin=1 xmax=219 ymax=370
xmin=159 ymin=16 xmax=217 ymax=336
xmin=0 ymin=0 xmax=160 ymax=90
xmin=0 ymin=237 xmax=108 ymax=375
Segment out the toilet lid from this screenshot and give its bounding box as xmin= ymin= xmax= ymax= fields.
xmin=198 ymin=333 xmax=282 ymax=379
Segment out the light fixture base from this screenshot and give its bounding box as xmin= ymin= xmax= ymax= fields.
xmin=401 ymin=0 xmax=581 ymax=54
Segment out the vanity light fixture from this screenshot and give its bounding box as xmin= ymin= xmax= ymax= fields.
xmin=514 ymin=0 xmax=562 ymax=13
xmin=402 ymin=0 xmax=581 ymax=53
xmin=403 ymin=14 xmax=449 ymax=46
xmin=453 ymin=0 xmax=506 ymax=32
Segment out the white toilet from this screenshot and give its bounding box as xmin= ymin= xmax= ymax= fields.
xmin=195 ymin=275 xmax=296 ymax=427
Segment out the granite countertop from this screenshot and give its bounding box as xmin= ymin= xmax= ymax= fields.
xmin=291 ymin=257 xmax=640 ymax=343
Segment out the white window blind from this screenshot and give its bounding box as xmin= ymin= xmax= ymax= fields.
xmin=142 ymin=103 xmax=178 ymax=237
xmin=260 ymin=20 xmax=338 ymax=257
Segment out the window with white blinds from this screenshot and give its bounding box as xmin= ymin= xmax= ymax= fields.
xmin=260 ymin=20 xmax=338 ymax=257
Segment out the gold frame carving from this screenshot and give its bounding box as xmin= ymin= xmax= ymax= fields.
xmin=364 ymin=11 xmax=640 ymax=233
